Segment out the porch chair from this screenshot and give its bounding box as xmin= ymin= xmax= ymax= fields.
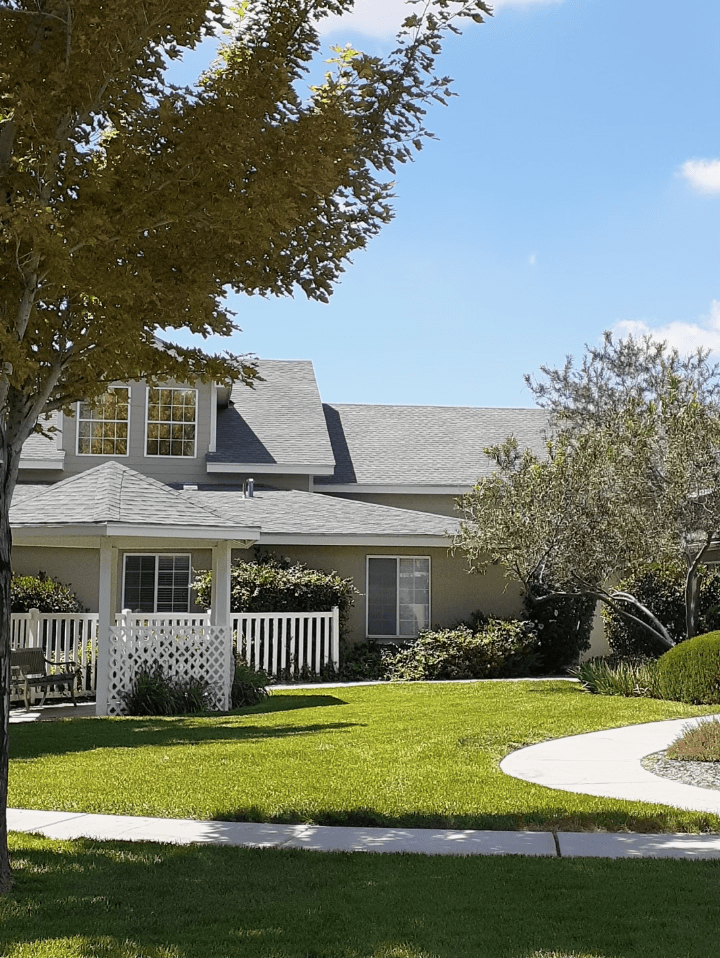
xmin=10 ymin=648 xmax=81 ymax=711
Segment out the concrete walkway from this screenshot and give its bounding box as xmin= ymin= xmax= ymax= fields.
xmin=9 ymin=705 xmax=720 ymax=860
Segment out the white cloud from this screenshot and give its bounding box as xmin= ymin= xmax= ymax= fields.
xmin=316 ymin=0 xmax=565 ymax=40
xmin=529 ymin=253 xmax=536 ymax=266
xmin=612 ymin=301 xmax=720 ymax=355
xmin=679 ymin=158 xmax=720 ymax=195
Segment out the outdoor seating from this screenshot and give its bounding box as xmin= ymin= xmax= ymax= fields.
xmin=10 ymin=648 xmax=81 ymax=711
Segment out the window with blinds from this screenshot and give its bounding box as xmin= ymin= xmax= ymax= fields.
xmin=123 ymin=554 xmax=191 ymax=613
xmin=366 ymin=556 xmax=430 ymax=638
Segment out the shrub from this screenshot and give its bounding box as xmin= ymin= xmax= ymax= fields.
xmin=231 ymin=657 xmax=270 ymax=708
xmin=383 ymin=620 xmax=538 ymax=682
xmin=602 ymin=563 xmax=720 ymax=658
xmin=570 ymin=656 xmax=658 ymax=698
xmin=666 ymin=719 xmax=720 ymax=762
xmin=523 ymin=581 xmax=595 ymax=674
xmin=334 ymin=639 xmax=405 ymax=682
xmin=653 ymin=631 xmax=720 ymax=705
xmin=11 ymin=572 xmax=85 ymax=613
xmin=194 ymin=550 xmax=357 ymax=637
xmin=120 ymin=663 xmax=212 ymax=715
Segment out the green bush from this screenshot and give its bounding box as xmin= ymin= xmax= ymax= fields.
xmin=334 ymin=639 xmax=404 ymax=682
xmin=570 ymin=656 xmax=658 ymax=698
xmin=653 ymin=631 xmax=720 ymax=705
xmin=602 ymin=563 xmax=720 ymax=658
xmin=667 ymin=719 xmax=720 ymax=762
xmin=11 ymin=572 xmax=85 ymax=613
xmin=120 ymin=663 xmax=212 ymax=715
xmin=383 ymin=620 xmax=538 ymax=682
xmin=523 ymin=581 xmax=595 ymax=674
xmin=231 ymin=656 xmax=270 ymax=707
xmin=194 ymin=550 xmax=357 ymax=637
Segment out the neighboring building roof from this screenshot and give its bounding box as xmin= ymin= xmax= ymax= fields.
xmin=317 ymin=404 xmax=549 ymax=489
xmin=186 ymin=486 xmax=458 ymax=544
xmin=10 ymin=461 xmax=260 ymax=539
xmin=18 ymin=412 xmax=65 ymax=470
xmin=207 ymin=360 xmax=336 ymax=474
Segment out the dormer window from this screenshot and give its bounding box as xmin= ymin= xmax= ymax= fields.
xmin=146 ymin=387 xmax=197 ymax=457
xmin=77 ymin=388 xmax=130 ymax=456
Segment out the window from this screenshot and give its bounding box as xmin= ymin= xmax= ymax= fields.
xmin=146 ymin=387 xmax=197 ymax=457
xmin=122 ymin=554 xmax=191 ymax=613
xmin=366 ymin=556 xmax=430 ymax=638
xmin=77 ymin=388 xmax=130 ymax=456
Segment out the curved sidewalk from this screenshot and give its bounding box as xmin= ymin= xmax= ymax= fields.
xmin=9 ymin=711 xmax=720 ymax=860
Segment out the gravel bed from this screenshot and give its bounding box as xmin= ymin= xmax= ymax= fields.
xmin=642 ymin=751 xmax=720 ymax=791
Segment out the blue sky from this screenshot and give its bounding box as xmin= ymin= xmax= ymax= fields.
xmin=172 ymin=0 xmax=719 ymax=408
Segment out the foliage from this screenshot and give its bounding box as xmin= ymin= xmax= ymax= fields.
xmin=336 ymin=639 xmax=397 ymax=681
xmin=383 ymin=620 xmax=539 ymax=681
xmin=119 ymin=663 xmax=212 ymax=715
xmin=523 ymin=580 xmax=595 ymax=673
xmin=667 ymin=719 xmax=720 ymax=762
xmin=10 ymin=572 xmax=85 ymax=613
xmin=569 ymin=657 xmax=659 ymax=698
xmin=194 ymin=550 xmax=357 ymax=635
xmin=603 ymin=563 xmax=720 ymax=658
xmin=653 ymin=632 xmax=720 ymax=705
xmin=231 ymin=656 xmax=270 ymax=708
xmin=456 ymin=333 xmax=720 ymax=652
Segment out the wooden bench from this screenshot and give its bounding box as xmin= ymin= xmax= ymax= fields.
xmin=10 ymin=648 xmax=81 ymax=711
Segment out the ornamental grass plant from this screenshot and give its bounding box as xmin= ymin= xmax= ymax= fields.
xmin=666 ymin=718 xmax=720 ymax=762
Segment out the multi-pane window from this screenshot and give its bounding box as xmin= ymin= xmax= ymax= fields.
xmin=77 ymin=388 xmax=130 ymax=456
xmin=123 ymin=554 xmax=191 ymax=613
xmin=367 ymin=557 xmax=430 ymax=638
xmin=146 ymin=387 xmax=197 ymax=457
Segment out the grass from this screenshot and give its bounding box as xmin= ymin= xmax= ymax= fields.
xmin=3 ymin=832 xmax=720 ymax=958
xmin=9 ymin=681 xmax=720 ymax=832
xmin=667 ymin=717 xmax=720 ymax=761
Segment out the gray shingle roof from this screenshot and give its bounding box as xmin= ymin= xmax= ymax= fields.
xmin=207 ymin=360 xmax=335 ymax=469
xmin=10 ymin=461 xmax=258 ymax=533
xmin=19 ymin=412 xmax=64 ymax=466
xmin=317 ymin=404 xmax=549 ymax=487
xmin=187 ymin=487 xmax=458 ymax=539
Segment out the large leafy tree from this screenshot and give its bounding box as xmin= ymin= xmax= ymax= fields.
xmin=0 ymin=0 xmax=491 ymax=892
xmin=456 ymin=334 xmax=720 ymax=653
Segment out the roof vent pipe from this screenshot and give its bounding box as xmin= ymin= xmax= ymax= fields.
xmin=247 ymin=478 xmax=254 ymax=498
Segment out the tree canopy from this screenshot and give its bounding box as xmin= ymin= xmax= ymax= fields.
xmin=455 ymin=333 xmax=720 ymax=651
xmin=0 ymin=0 xmax=491 ymax=893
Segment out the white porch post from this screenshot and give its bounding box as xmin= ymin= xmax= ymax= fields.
xmin=211 ymin=540 xmax=233 ymax=710
xmin=95 ymin=540 xmax=116 ymax=716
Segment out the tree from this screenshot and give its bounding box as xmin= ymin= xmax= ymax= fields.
xmin=0 ymin=0 xmax=491 ymax=892
xmin=455 ymin=334 xmax=720 ymax=655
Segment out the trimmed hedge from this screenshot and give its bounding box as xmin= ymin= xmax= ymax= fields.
xmin=523 ymin=582 xmax=595 ymax=673
xmin=11 ymin=572 xmax=85 ymax=613
xmin=653 ymin=631 xmax=720 ymax=705
xmin=383 ymin=620 xmax=539 ymax=682
xmin=194 ymin=550 xmax=357 ymax=636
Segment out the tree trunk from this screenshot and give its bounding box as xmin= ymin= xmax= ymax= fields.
xmin=0 ymin=434 xmax=18 ymax=895
xmin=685 ymin=543 xmax=710 ymax=641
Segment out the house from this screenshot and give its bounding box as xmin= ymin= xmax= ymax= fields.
xmin=11 ymin=359 xmax=564 ymax=711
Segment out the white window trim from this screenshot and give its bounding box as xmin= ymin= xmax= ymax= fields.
xmin=122 ymin=553 xmax=192 ymax=613
xmin=76 ymin=387 xmax=131 ymax=457
xmin=144 ymin=386 xmax=198 ymax=459
xmin=365 ymin=555 xmax=431 ymax=640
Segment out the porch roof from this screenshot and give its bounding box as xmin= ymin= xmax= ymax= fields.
xmin=11 ymin=461 xmax=260 ymax=542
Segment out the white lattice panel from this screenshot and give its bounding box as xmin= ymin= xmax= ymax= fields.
xmin=107 ymin=622 xmax=232 ymax=715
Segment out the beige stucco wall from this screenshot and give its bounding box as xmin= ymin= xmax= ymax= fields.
xmin=231 ymin=543 xmax=523 ymax=646
xmin=12 ymin=546 xmax=101 ymax=612
xmin=319 ymin=491 xmax=462 ymax=518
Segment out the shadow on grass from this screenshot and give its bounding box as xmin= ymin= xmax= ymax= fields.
xmin=10 ymin=695 xmax=358 ymax=761
xmin=4 ymin=833 xmax=719 ymax=958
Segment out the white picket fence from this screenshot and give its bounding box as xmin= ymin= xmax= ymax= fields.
xmin=11 ymin=607 xmax=340 ymax=707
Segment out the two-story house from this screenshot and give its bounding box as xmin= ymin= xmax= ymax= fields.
xmin=11 ymin=360 xmax=550 ymax=646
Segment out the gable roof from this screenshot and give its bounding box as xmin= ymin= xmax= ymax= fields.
xmin=207 ymin=360 xmax=335 ymax=475
xmin=185 ymin=486 xmax=457 ymax=545
xmin=317 ymin=403 xmax=549 ymax=489
xmin=10 ymin=461 xmax=260 ymax=540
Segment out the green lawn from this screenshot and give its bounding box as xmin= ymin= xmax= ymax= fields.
xmin=9 ymin=681 xmax=720 ymax=832
xmin=2 ymin=833 xmax=719 ymax=958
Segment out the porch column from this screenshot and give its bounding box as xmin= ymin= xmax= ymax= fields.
xmin=95 ymin=540 xmax=116 ymax=716
xmin=210 ymin=540 xmax=232 ymax=627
